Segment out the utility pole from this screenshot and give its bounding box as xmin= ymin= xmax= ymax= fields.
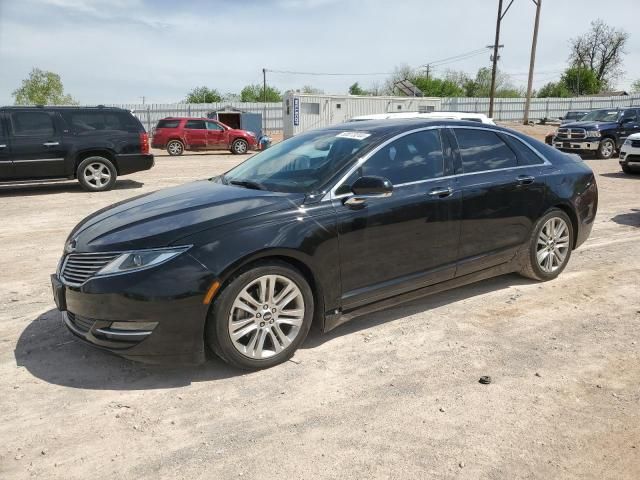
xmin=488 ymin=0 xmax=514 ymax=118
xmin=262 ymin=68 xmax=267 ymax=102
xmin=425 ymin=64 xmax=430 ymax=82
xmin=523 ymin=0 xmax=542 ymax=125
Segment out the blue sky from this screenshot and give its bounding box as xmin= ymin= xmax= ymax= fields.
xmin=1 ymin=0 xmax=639 ymax=104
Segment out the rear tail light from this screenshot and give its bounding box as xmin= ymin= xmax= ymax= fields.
xmin=140 ymin=132 xmax=150 ymax=154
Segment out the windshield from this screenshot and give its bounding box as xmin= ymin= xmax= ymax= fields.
xmin=221 ymin=129 xmax=380 ymax=193
xmin=565 ymin=112 xmax=586 ymax=120
xmin=580 ymin=110 xmax=619 ymax=122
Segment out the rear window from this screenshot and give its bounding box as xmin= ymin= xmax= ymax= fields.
xmin=157 ymin=119 xmax=181 ymax=129
xmin=64 ymin=111 xmax=139 ymax=133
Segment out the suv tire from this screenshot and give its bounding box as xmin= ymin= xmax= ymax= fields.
xmin=206 ymin=261 xmax=314 ymax=370
xmin=167 ymin=140 xmax=184 ymax=156
xmin=596 ymin=138 xmax=615 ymax=159
xmin=77 ymin=156 xmax=117 ymax=192
xmin=231 ymin=139 xmax=249 ymax=155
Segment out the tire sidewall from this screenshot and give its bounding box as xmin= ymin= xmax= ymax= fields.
xmin=167 ymin=140 xmax=184 ymax=156
xmin=231 ymin=139 xmax=248 ymax=155
xmin=597 ymin=138 xmax=615 ymax=159
xmin=76 ymin=156 xmax=117 ymax=192
xmin=208 ymin=263 xmax=314 ymax=369
xmin=527 ymin=209 xmax=574 ymax=280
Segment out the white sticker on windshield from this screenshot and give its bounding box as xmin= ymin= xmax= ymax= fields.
xmin=336 ymin=131 xmax=371 ymax=140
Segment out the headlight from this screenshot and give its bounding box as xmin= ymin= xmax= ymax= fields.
xmin=247 ymin=131 xmax=256 ymax=138
xmin=586 ymin=130 xmax=601 ymax=138
xmin=96 ymin=246 xmax=191 ymax=276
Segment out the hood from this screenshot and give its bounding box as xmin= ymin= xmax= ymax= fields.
xmin=561 ymin=120 xmax=618 ymax=130
xmin=228 ymin=128 xmax=254 ymax=137
xmin=69 ymin=180 xmax=305 ymax=252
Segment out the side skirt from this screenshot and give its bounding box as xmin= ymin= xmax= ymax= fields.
xmin=323 ymin=261 xmax=518 ymax=332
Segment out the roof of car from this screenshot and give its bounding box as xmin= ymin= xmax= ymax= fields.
xmin=1 ymin=105 xmax=127 ymax=111
xmin=325 ymin=118 xmax=504 ymax=135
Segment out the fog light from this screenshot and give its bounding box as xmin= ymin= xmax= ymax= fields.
xmin=109 ymin=321 xmax=158 ymax=331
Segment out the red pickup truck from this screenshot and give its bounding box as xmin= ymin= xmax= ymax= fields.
xmin=151 ymin=117 xmax=258 ymax=155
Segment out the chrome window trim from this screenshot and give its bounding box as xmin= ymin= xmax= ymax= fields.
xmin=323 ymin=124 xmax=551 ymax=201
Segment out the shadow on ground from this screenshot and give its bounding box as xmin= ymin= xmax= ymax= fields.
xmin=611 ymin=209 xmax=640 ymax=228
xmin=15 ymin=273 xmax=531 ymax=391
xmin=0 ymin=179 xmax=144 ymax=197
xmin=600 ymin=171 xmax=640 ymax=179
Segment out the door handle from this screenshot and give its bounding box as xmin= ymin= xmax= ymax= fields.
xmin=516 ymin=175 xmax=535 ymax=186
xmin=43 ymin=141 xmax=60 ymax=147
xmin=0 ymin=144 xmax=6 ymax=148
xmin=428 ymin=186 xmax=453 ymax=198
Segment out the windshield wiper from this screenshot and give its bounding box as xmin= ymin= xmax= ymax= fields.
xmin=228 ymin=179 xmax=266 ymax=191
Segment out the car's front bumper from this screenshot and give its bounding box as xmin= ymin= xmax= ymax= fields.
xmin=619 ymin=149 xmax=640 ymax=169
xmin=51 ymin=252 xmax=214 ymax=365
xmin=554 ymin=139 xmax=600 ymax=151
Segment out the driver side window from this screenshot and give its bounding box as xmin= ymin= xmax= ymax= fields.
xmin=621 ymin=110 xmax=638 ymax=123
xmin=338 ymin=129 xmax=444 ymax=193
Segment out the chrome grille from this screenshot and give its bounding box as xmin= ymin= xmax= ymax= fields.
xmin=67 ymin=312 xmax=95 ymax=333
xmin=557 ymin=128 xmax=586 ymax=140
xmin=60 ymin=252 xmax=119 ymax=285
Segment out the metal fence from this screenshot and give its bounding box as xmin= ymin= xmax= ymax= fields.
xmin=441 ymin=95 xmax=640 ymax=122
xmin=108 ymin=102 xmax=283 ymax=134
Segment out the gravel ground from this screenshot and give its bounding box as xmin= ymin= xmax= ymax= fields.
xmin=1 ymin=145 xmax=639 ymax=479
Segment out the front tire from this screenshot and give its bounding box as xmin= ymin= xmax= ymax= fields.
xmin=519 ymin=209 xmax=573 ymax=281
xmin=231 ymin=139 xmax=249 ymax=155
xmin=596 ymin=138 xmax=615 ymax=159
xmin=622 ymin=164 xmax=636 ymax=174
xmin=167 ymin=140 xmax=184 ymax=156
xmin=206 ymin=262 xmax=314 ymax=370
xmin=76 ymin=156 xmax=117 ymax=192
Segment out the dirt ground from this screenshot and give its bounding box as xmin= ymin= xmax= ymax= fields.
xmin=1 ymin=143 xmax=639 ymax=480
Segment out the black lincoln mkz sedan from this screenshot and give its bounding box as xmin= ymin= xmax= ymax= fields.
xmin=51 ymin=119 xmax=598 ymax=369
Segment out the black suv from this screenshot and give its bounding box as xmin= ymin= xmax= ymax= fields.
xmin=553 ymin=107 xmax=640 ymax=159
xmin=0 ymin=106 xmax=154 ymax=191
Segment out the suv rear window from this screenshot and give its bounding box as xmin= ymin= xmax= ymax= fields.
xmin=64 ymin=111 xmax=139 ymax=133
xmin=157 ymin=119 xmax=181 ymax=129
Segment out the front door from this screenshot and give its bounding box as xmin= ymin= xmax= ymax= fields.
xmin=206 ymin=121 xmax=226 ymax=149
xmin=0 ymin=113 xmax=14 ymax=180
xmin=9 ymin=110 xmax=67 ymax=178
xmin=183 ymin=119 xmax=208 ymax=149
xmin=618 ymin=109 xmax=640 ymax=146
xmin=450 ymin=127 xmax=544 ymax=276
xmin=334 ymin=128 xmax=461 ymax=310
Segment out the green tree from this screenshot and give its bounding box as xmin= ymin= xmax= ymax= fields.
xmin=185 ymin=86 xmax=222 ymax=103
xmin=348 ymin=82 xmax=367 ymax=95
xmin=537 ymin=81 xmax=571 ymax=98
xmin=464 ymin=67 xmax=521 ymax=98
xmin=631 ymin=79 xmax=640 ymax=94
xmin=300 ymin=85 xmax=324 ymax=94
xmin=412 ymin=77 xmax=465 ymax=97
xmin=560 ymin=67 xmax=601 ymax=96
xmin=12 ymin=68 xmax=77 ymax=105
xmin=569 ymin=19 xmax=628 ymax=87
xmin=240 ymin=84 xmax=282 ymax=102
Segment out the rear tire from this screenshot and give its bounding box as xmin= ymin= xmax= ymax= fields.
xmin=596 ymin=138 xmax=615 ymax=159
xmin=231 ymin=139 xmax=249 ymax=155
xmin=76 ymin=156 xmax=117 ymax=192
xmin=167 ymin=140 xmax=184 ymax=156
xmin=206 ymin=262 xmax=314 ymax=370
xmin=622 ymin=165 xmax=636 ymax=174
xmin=519 ymin=209 xmax=574 ymax=281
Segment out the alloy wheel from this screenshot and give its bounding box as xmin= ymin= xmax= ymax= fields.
xmin=234 ymin=140 xmax=248 ymax=154
xmin=228 ymin=274 xmax=305 ymax=359
xmin=536 ymin=217 xmax=570 ymax=274
xmin=168 ymin=141 xmax=183 ymax=155
xmin=600 ymin=140 xmax=614 ymax=158
xmin=83 ymin=162 xmax=111 ymax=188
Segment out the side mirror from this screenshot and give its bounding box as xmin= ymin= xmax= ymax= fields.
xmin=344 ymin=176 xmax=393 ymax=206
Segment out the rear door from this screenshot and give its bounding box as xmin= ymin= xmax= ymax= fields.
xmin=0 ymin=112 xmax=14 ymax=180
xmin=9 ymin=110 xmax=67 ymax=178
xmin=450 ymin=127 xmax=529 ymax=276
xmin=183 ymin=120 xmax=207 ymax=148
xmin=206 ymin=121 xmax=226 ymax=149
